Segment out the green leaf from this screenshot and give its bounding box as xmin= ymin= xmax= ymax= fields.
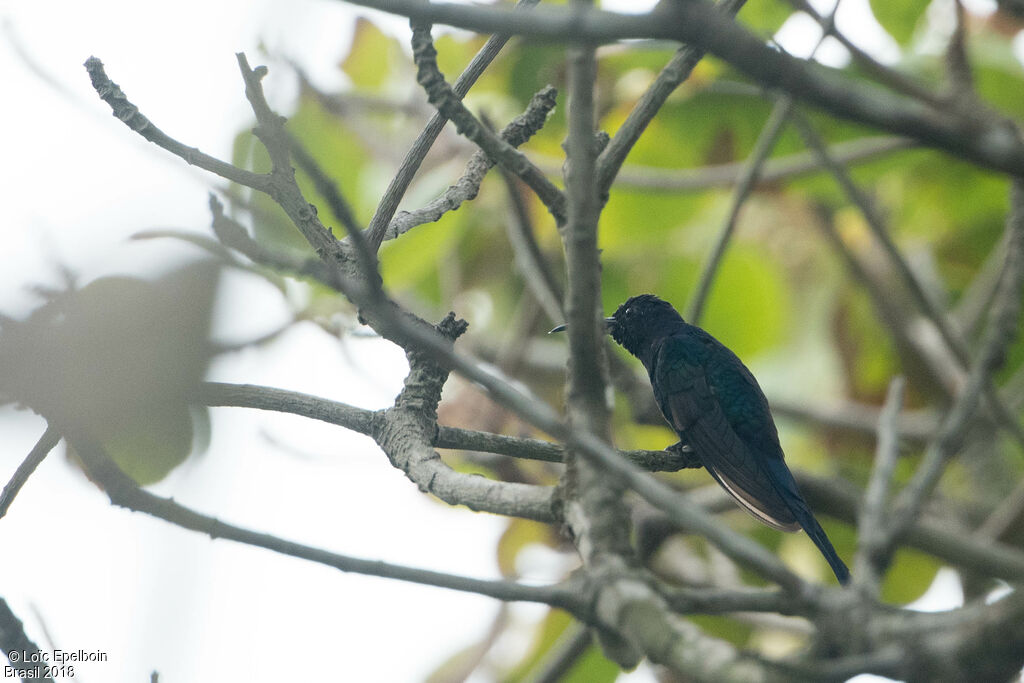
xmin=102 ymin=402 xmax=196 ymax=485
xmin=971 ymin=33 xmax=1024 ymax=120
xmin=739 ymin=0 xmax=796 ymax=36
xmin=341 ymin=18 xmax=407 ymax=90
xmin=506 ymin=44 xmax=565 ymax=107
xmin=881 ymin=546 xmax=941 ymax=604
xmin=378 ymin=203 xmax=472 ymax=301
xmin=868 ymin=0 xmax=929 ymax=45
xmin=706 ymin=247 xmax=791 ymax=357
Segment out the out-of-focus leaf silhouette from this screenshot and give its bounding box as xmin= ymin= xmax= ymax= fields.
xmin=0 ymin=261 xmax=220 ymax=484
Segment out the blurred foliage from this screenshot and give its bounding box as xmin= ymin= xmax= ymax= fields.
xmin=0 ymin=262 xmax=219 ymax=484
xmin=214 ymin=1 xmax=1024 ymax=677
xmin=504 ymin=611 xmax=620 ymax=683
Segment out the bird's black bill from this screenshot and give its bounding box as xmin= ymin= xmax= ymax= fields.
xmin=547 ymin=318 xmax=616 ymax=335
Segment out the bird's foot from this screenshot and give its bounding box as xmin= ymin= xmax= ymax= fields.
xmin=665 ymin=441 xmax=702 ymax=469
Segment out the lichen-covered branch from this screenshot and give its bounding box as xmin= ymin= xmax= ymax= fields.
xmin=373 ymin=313 xmax=556 ymax=522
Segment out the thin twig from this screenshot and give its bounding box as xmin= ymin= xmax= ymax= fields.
xmin=945 ymin=0 xmax=975 ymax=97
xmin=952 ymin=230 xmax=1008 ymax=339
xmin=365 ymin=0 xmax=542 ymax=251
xmin=686 ymin=97 xmax=794 ymax=324
xmin=234 ymin=54 xmax=380 ymax=288
xmin=813 ymin=206 xmax=924 ymax=382
xmin=500 ymin=170 xmax=565 ymax=324
xmin=381 ymin=86 xmax=559 ymax=244
xmin=409 ymin=21 xmax=567 ymax=225
xmin=792 ymin=110 xmax=971 ymax=368
xmin=595 ymin=0 xmax=747 ymax=196
xmin=685 ymin=0 xmax=844 ymax=324
xmin=84 ymin=56 xmax=269 ymax=191
xmin=0 ymin=426 xmax=60 ymax=519
xmin=855 ymin=376 xmax=905 ymax=593
xmin=771 ymin=396 xmax=936 ymax=443
xmin=786 ymin=0 xmax=945 ymax=107
xmin=601 ymin=135 xmax=915 ymax=193
xmin=287 ymin=131 xmax=363 ymax=236
xmin=70 ymin=433 xmax=580 ymax=610
xmin=887 ymin=179 xmax=1024 ymax=545
xmin=524 ymin=622 xmax=592 ymax=683
xmin=977 ymin=476 xmax=1024 ymax=541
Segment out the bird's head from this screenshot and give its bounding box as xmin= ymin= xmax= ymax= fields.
xmin=549 ymin=294 xmax=685 ymax=359
xmin=605 ymin=294 xmax=685 ymax=357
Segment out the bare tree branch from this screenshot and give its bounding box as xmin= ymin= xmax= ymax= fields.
xmin=365 ymin=0 xmax=542 ymax=251
xmin=381 ymin=86 xmax=558 ymax=244
xmin=84 ymin=56 xmax=269 ymax=191
xmin=333 ymin=0 xmax=1024 ymax=176
xmin=195 ymin=381 xmax=700 ymax=471
xmin=855 ymin=376 xmax=904 ymax=593
xmin=409 ymin=21 xmax=566 ymax=225
xmin=0 ymin=426 xmax=60 ymax=519
xmin=687 ymin=97 xmax=794 ymax=324
xmin=595 ymin=0 xmax=748 ymax=196
xmin=887 ymin=180 xmax=1024 ymax=546
xmin=67 ymin=432 xmax=579 ymax=609
xmin=376 ymin=312 xmax=557 ymax=522
xmin=287 ymin=132 xmax=363 ymax=236
xmin=580 ymin=136 xmax=914 ymax=193
xmin=0 ymin=599 xmax=54 ymax=683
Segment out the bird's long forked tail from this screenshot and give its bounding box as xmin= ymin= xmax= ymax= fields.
xmin=793 ymin=501 xmax=850 ymax=585
xmin=709 ymin=462 xmax=851 ymax=585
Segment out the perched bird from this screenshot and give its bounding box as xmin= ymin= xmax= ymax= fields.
xmin=553 ymin=294 xmax=850 ymax=584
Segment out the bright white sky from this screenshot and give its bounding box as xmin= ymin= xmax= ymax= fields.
xmin=0 ymin=0 xmax=979 ymax=681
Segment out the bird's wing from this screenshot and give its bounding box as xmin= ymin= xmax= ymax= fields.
xmin=652 ymin=341 xmax=800 ymax=532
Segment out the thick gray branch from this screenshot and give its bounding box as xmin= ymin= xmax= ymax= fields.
xmin=335 ymin=0 xmax=1024 ymax=177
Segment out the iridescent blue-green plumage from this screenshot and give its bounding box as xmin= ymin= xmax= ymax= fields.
xmin=608 ymin=294 xmax=850 ymax=584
